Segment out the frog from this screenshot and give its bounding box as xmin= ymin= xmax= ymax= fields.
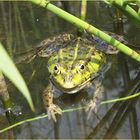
xmin=17 ymin=32 xmax=127 ymax=122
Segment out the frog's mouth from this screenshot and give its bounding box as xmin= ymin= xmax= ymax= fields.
xmin=50 ymin=77 xmax=91 ymax=94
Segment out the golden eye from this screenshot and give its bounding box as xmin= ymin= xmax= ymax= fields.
xmin=79 ymin=64 xmax=85 ymax=70
xmin=54 ymin=65 xmax=58 ymax=71
xmin=54 ymin=65 xmax=59 ymax=73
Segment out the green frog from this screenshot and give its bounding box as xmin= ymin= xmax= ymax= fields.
xmin=18 ymin=32 xmax=127 ymax=121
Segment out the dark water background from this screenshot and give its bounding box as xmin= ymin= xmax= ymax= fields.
xmin=0 ymin=1 xmax=140 ymax=139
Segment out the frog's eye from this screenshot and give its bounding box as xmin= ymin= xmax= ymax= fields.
xmin=54 ymin=65 xmax=59 ymax=73
xmin=79 ymin=64 xmax=85 ymax=70
xmin=54 ymin=65 xmax=58 ymax=71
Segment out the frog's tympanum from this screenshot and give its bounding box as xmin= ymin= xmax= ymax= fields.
xmin=24 ymin=32 xmax=127 ymax=121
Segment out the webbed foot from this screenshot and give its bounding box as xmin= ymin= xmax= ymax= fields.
xmin=86 ymin=81 xmax=103 ymax=120
xmin=47 ymin=103 xmax=62 ymax=122
xmin=86 ymin=97 xmax=100 ymax=120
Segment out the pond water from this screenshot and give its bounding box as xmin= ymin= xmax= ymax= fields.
xmin=0 ymin=1 xmax=140 ymax=139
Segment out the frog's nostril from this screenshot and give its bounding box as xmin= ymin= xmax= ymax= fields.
xmin=64 ymin=75 xmax=73 ymax=83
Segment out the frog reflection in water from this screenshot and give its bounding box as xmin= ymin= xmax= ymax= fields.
xmin=26 ymin=33 xmax=127 ymax=121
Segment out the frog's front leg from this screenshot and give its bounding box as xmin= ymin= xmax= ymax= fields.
xmin=42 ymin=84 xmax=62 ymax=122
xmin=87 ymin=81 xmax=103 ymax=119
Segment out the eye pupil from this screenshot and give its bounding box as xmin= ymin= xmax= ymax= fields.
xmin=54 ymin=66 xmax=58 ymax=71
xmin=80 ymin=64 xmax=84 ymax=70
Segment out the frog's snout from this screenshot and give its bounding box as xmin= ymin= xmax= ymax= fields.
xmin=64 ymin=74 xmax=73 ymax=82
xmin=63 ymin=74 xmax=74 ymax=88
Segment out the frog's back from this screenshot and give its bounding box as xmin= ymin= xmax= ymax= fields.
xmin=51 ymin=38 xmax=103 ymax=62
xmin=37 ymin=32 xmax=127 ymax=59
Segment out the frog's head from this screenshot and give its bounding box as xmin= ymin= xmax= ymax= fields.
xmin=47 ymin=46 xmax=105 ymax=94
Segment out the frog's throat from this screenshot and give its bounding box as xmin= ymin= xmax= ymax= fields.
xmin=50 ymin=77 xmax=91 ymax=94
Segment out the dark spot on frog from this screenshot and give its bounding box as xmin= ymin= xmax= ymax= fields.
xmin=78 ymin=50 xmax=83 ymax=55
xmin=44 ymin=94 xmax=47 ymax=97
xmin=62 ymin=49 xmax=67 ymax=53
xmin=63 ymin=56 xmax=68 ymax=60
xmin=68 ymin=54 xmax=73 ymax=57
xmin=91 ymin=51 xmax=95 ymax=55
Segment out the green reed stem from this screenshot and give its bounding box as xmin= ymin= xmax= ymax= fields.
xmin=80 ymin=0 xmax=87 ymax=21
xmin=101 ymin=91 xmax=140 ymax=104
xmin=0 ymin=106 xmax=86 ymax=133
xmin=31 ymin=0 xmax=140 ymax=62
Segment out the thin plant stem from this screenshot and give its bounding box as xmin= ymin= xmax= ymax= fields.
xmin=101 ymin=91 xmax=140 ymax=104
xmin=0 ymin=106 xmax=86 ymax=133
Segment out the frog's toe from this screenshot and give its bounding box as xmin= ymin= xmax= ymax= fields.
xmin=86 ymin=97 xmax=100 ymax=120
xmin=86 ymin=100 xmax=97 ymax=119
xmin=47 ymin=104 xmax=62 ymax=122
